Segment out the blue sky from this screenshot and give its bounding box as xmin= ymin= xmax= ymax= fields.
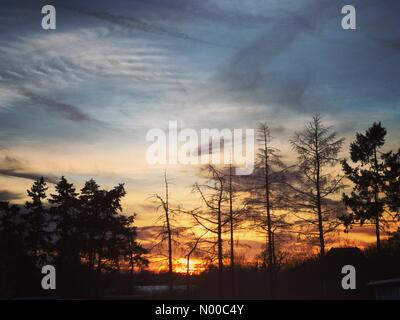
xmin=0 ymin=0 xmax=399 ymax=224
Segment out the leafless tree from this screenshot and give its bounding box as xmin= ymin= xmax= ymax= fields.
xmin=192 ymin=164 xmax=229 ymax=296
xmin=182 ymin=229 xmax=208 ymax=296
xmin=151 ymin=172 xmax=176 ymax=292
xmin=241 ymin=123 xmax=290 ymax=297
xmin=289 ymin=114 xmax=345 ymax=257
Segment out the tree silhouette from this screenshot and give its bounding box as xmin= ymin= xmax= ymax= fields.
xmin=382 ymin=150 xmax=400 ymax=217
xmin=49 ymin=176 xmax=80 ymax=267
xmin=182 ymin=229 xmax=208 ymax=296
xmin=25 ymin=177 xmax=49 ymax=263
xmin=258 ymin=124 xmax=276 ymax=272
xmin=152 ymin=172 xmax=175 ymax=292
xmin=124 ymin=217 xmax=148 ymax=277
xmin=79 ymin=179 xmax=101 ymax=270
xmin=228 ymin=163 xmax=235 ymax=274
xmin=95 ymin=183 xmax=127 ymax=271
xmin=246 ymin=123 xmax=290 ymax=297
xmin=1 ymin=175 xmax=147 ymax=297
xmin=290 ymin=115 xmax=344 ymax=257
xmin=192 ymin=164 xmax=228 ymax=297
xmin=342 ymin=122 xmax=399 ymax=254
xmin=0 ymin=201 xmax=37 ymax=297
xmin=224 ymin=161 xmax=247 ymax=296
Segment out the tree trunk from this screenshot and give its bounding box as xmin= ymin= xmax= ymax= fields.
xmin=217 ymin=203 xmax=223 ymax=297
xmin=229 ymin=163 xmax=235 ymax=297
xmin=316 ymin=179 xmax=325 ymax=257
xmin=186 ymin=255 xmax=190 ymax=297
xmin=272 ymin=231 xmax=276 ymax=265
xmin=229 ymin=164 xmax=234 ymax=270
xmin=373 ymin=147 xmax=381 ymax=254
xmin=315 ymin=141 xmax=325 ymax=258
xmin=216 ymin=175 xmax=224 ymax=298
xmin=263 ymin=132 xmax=275 ymax=298
xmin=164 ymin=172 xmax=173 ymax=292
xmin=314 ymin=133 xmax=326 ymax=298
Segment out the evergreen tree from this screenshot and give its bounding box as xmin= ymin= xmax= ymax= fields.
xmin=79 ymin=179 xmax=101 ymax=270
xmin=382 ymin=149 xmax=400 ymax=216
xmin=0 ymin=202 xmax=25 ymax=268
xmin=49 ymin=176 xmax=80 ymax=266
xmin=96 ymin=183 xmax=127 ymax=271
xmin=342 ymin=123 xmax=399 ymax=253
xmin=0 ymin=201 xmax=36 ymax=297
xmin=25 ymin=177 xmax=48 ymax=262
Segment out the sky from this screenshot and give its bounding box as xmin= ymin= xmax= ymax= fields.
xmin=0 ymin=0 xmax=399 ymax=264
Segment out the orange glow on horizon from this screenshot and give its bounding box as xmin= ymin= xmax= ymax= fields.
xmin=174 ymin=258 xmax=205 ymax=275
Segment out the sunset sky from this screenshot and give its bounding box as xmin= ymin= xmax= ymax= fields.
xmin=0 ymin=0 xmax=399 ymax=268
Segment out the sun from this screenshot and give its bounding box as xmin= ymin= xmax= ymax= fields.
xmin=173 ymin=258 xmax=204 ymax=275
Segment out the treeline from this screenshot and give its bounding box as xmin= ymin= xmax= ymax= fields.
xmin=0 ymin=177 xmax=148 ymax=297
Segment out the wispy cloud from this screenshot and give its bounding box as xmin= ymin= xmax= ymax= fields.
xmin=0 ymin=155 xmax=58 ymax=184
xmin=0 ymin=87 xmax=21 ymax=110
xmin=0 ymin=189 xmax=23 ymax=201
xmin=68 ymin=7 xmax=234 ymax=48
xmin=22 ymin=91 xmax=101 ymax=124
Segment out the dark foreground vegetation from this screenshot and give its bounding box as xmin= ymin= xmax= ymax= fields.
xmin=1 ymin=240 xmax=400 ymax=299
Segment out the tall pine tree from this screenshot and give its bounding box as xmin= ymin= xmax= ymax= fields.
xmin=49 ymin=176 xmax=80 ymax=266
xmin=382 ymin=149 xmax=400 ymax=217
xmin=25 ymin=177 xmax=48 ymax=262
xmin=341 ymin=122 xmax=398 ymax=254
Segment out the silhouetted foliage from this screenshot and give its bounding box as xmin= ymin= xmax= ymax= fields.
xmin=0 ymin=176 xmax=147 ymax=298
xmin=25 ymin=177 xmax=49 ymax=264
xmin=341 ymin=122 xmax=399 ymax=254
xmin=49 ymin=176 xmax=80 ymax=267
xmin=382 ymin=150 xmax=400 ymax=216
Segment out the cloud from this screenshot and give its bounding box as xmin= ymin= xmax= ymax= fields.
xmin=136 ymin=226 xmax=164 ymax=242
xmin=0 ymin=155 xmax=58 ymax=184
xmin=0 ymin=87 xmax=21 ymax=110
xmin=22 ymin=91 xmax=101 ymax=124
xmin=199 ymin=0 xmax=400 ymax=121
xmin=68 ymin=7 xmax=232 ymax=48
xmin=206 ymin=2 xmax=329 ymax=111
xmin=0 ymin=189 xmax=23 ymax=201
xmin=0 ymin=26 xmax=193 ymax=98
xmin=135 ymin=203 xmax=158 ymax=214
xmin=0 ymin=168 xmax=58 ymax=184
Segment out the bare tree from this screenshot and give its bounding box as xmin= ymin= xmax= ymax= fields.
xmin=228 ymin=162 xmax=234 ymax=272
xmin=289 ymin=114 xmax=345 ymax=257
xmin=152 ymin=172 xmax=174 ymax=291
xmin=183 ymin=229 xmax=208 ymax=296
xmin=242 ymin=123 xmax=289 ymax=297
xmin=224 ymin=161 xmax=248 ymax=296
xmin=192 ymin=164 xmax=228 ymax=297
xmin=257 ymin=124 xmax=286 ymax=269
